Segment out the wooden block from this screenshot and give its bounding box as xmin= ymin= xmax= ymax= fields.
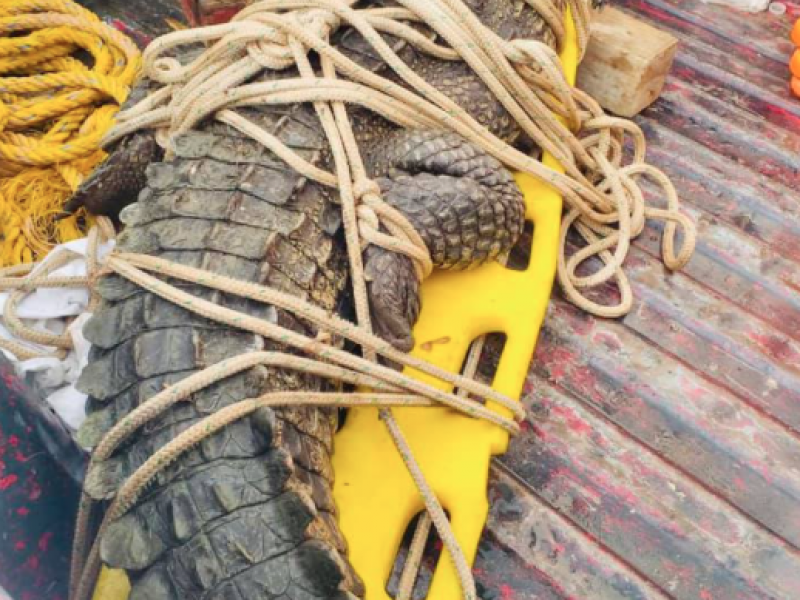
xmin=577 ymin=7 xmax=678 ymax=118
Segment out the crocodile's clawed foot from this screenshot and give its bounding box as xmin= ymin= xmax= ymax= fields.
xmin=362 ymin=129 xmax=526 ymax=354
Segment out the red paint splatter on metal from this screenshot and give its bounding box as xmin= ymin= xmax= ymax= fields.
xmin=749 ymin=332 xmax=800 ymax=364
xmin=531 ymin=422 xmax=552 ymax=443
xmin=550 ymin=540 xmax=567 ymax=557
xmin=0 ymin=474 xmax=18 ymax=490
xmin=499 ymin=583 xmax=515 ymax=599
xmin=541 ymin=346 xmax=576 ymax=381
xmin=38 ymin=532 xmax=53 ymax=552
xmin=27 ymin=480 xmax=42 ymax=501
xmin=2 ymin=373 xmax=19 ymax=392
xmin=593 ymin=331 xmax=623 ymax=353
xmin=550 ymin=404 xmax=592 ymax=436
xmin=22 ymin=554 xmax=40 ymax=571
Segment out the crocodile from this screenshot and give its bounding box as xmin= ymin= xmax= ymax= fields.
xmin=73 ymin=1 xmax=566 ymax=598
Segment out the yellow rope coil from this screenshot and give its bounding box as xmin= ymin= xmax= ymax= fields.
xmin=0 ymin=0 xmax=141 ymax=267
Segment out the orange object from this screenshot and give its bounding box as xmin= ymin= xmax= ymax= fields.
xmin=791 ymin=49 xmax=800 ymax=78
xmin=792 ymin=24 xmax=800 ymax=97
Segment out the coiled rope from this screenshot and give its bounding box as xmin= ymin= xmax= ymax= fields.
xmin=0 ymin=0 xmax=140 ymax=267
xmin=0 ymin=1 xmax=698 ymax=599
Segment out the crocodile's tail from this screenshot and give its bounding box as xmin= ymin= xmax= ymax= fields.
xmin=77 ymin=118 xmax=363 ymax=599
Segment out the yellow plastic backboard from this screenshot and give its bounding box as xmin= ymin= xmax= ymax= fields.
xmin=92 ymin=10 xmax=577 ymax=600
xmin=330 ymin=12 xmax=578 ymax=599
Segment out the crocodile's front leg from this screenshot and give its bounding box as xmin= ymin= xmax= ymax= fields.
xmin=361 ymin=129 xmax=525 ymax=350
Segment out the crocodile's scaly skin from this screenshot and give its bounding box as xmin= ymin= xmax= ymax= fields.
xmin=75 ymin=1 xmax=564 ymax=598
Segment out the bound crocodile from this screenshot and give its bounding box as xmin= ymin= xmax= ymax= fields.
xmin=73 ymin=1 xmax=566 ymax=598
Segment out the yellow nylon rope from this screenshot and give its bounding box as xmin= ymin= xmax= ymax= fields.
xmin=0 ymin=0 xmax=141 ymax=267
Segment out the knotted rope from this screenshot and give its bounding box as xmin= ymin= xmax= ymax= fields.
xmin=0 ymin=1 xmax=698 ymax=599
xmin=104 ymin=0 xmax=695 ymax=317
xmin=0 ymin=0 xmax=140 ymax=267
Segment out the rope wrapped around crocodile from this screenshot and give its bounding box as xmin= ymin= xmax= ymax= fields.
xmin=0 ymin=1 xmax=697 ymax=599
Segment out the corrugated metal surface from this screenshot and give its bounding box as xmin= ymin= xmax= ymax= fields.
xmin=475 ymin=1 xmax=800 ymax=598
xmin=85 ymin=0 xmax=800 ymax=597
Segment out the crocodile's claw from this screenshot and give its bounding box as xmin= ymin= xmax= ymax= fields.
xmin=363 ymin=245 xmax=420 ymax=353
